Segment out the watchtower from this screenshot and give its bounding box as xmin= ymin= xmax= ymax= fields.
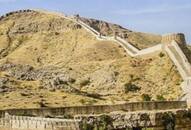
xmin=162 ymin=33 xmax=186 ymax=45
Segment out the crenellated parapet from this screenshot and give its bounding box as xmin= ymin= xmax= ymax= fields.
xmin=0 ymin=113 xmax=81 ymax=130
xmin=162 ymin=33 xmax=186 ymax=45
xmin=0 ymin=9 xmax=35 ymax=21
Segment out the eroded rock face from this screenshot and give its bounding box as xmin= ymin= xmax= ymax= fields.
xmin=0 ymin=77 xmax=17 ymax=93
xmin=79 ymin=17 xmax=162 ymax=49
xmin=79 ymin=17 xmax=131 ymax=36
xmin=0 ymin=77 xmax=10 ymax=92
xmin=10 ymin=19 xmax=82 ymax=34
xmin=86 ymin=69 xmax=117 ymax=93
xmin=0 ymin=11 xmax=82 ymax=35
xmin=0 ymin=63 xmax=76 ymax=91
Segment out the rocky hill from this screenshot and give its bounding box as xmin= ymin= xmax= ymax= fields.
xmin=79 ymin=17 xmax=162 ymax=49
xmin=0 ymin=10 xmax=182 ymax=109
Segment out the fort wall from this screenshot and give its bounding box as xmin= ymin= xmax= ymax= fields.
xmin=0 ymin=101 xmax=186 ymax=118
xmin=1 ymin=108 xmax=191 ymax=130
xmin=162 ymin=33 xmax=186 ymax=45
xmin=0 ymin=114 xmax=80 ymax=130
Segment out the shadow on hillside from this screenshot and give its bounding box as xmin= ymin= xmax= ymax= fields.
xmin=181 ymin=45 xmax=191 ymax=64
xmin=69 ymin=86 xmax=105 ymax=100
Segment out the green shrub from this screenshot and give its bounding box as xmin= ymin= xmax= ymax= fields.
xmin=124 ymin=83 xmax=140 ymax=93
xmin=69 ymin=78 xmax=76 ymax=83
xmin=55 ymin=32 xmax=59 ymax=35
xmin=98 ymin=115 xmax=112 ymax=130
xmin=81 ymin=119 xmax=94 ymax=130
xmin=141 ymin=94 xmax=151 ymax=101
xmin=156 ymin=95 xmax=166 ymax=101
xmin=38 ymin=100 xmax=47 ymax=107
xmin=114 ymin=71 xmax=119 ymax=76
xmin=79 ymin=99 xmax=86 ymax=104
xmin=159 ymin=52 xmax=165 ymax=57
xmin=79 ymin=99 xmax=97 ymax=105
xmin=129 ymin=74 xmax=134 ymax=80
xmin=162 ymin=112 xmax=175 ymax=130
xmin=80 ymin=79 xmax=90 ymax=87
xmin=20 ymin=92 xmax=30 ymax=97
xmin=176 ymin=82 xmax=180 ymax=85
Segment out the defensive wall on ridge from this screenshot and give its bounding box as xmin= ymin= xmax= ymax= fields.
xmin=161 ymin=33 xmax=186 ymax=45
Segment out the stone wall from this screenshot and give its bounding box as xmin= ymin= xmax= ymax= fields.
xmin=136 ymin=44 xmax=163 ymax=56
xmin=1 ymin=108 xmax=191 ymax=130
xmin=0 ymin=114 xmax=80 ymax=130
xmin=161 ymin=33 xmax=186 ymax=45
xmin=0 ymin=9 xmax=34 ymax=21
xmin=0 ymin=101 xmax=186 ymax=118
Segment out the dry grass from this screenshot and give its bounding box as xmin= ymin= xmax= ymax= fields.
xmin=0 ymin=11 xmax=183 ymax=109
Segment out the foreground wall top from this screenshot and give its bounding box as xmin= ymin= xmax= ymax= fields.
xmin=0 ymin=101 xmax=187 ymax=117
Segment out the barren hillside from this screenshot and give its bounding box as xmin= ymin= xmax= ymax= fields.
xmin=0 ymin=10 xmax=182 ymax=109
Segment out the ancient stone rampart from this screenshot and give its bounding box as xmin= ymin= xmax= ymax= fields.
xmin=75 ymin=15 xmax=191 ymax=104
xmin=1 ymin=108 xmax=191 ymax=130
xmin=0 ymin=114 xmax=80 ymax=130
xmin=162 ymin=33 xmax=186 ymax=45
xmin=0 ymin=101 xmax=186 ymax=118
xmin=136 ymin=44 xmax=163 ymax=56
xmin=163 ymin=37 xmax=191 ymax=103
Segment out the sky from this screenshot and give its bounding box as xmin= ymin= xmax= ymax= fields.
xmin=0 ymin=0 xmax=191 ymax=43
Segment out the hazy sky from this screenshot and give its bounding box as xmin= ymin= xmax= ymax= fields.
xmin=0 ymin=0 xmax=191 ymax=43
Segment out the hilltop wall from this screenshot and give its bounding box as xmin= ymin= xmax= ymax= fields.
xmin=0 ymin=9 xmax=34 ymax=21
xmin=162 ymin=33 xmax=186 ymax=45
